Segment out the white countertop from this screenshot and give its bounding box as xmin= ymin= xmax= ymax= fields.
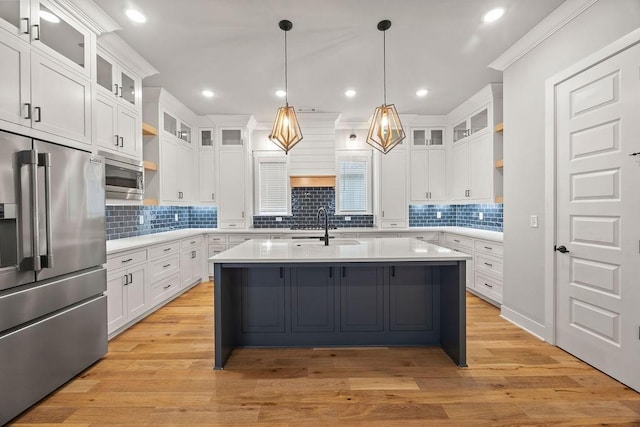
xmin=209 ymin=238 xmax=472 ymax=264
xmin=106 ymin=226 xmax=502 ymax=255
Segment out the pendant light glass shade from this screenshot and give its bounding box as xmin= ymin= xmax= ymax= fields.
xmin=367 ymin=20 xmax=405 ymax=154
xmin=270 ymin=104 xmax=302 ymax=154
xmin=269 ymin=19 xmax=303 ymax=154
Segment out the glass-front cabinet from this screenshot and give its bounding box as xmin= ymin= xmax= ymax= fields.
xmin=452 ymin=106 xmax=489 ymax=142
xmin=200 ymin=128 xmax=214 ymax=149
xmin=96 ymin=51 xmax=140 ymax=108
xmin=220 ymin=128 xmax=243 ymax=147
xmin=162 ymin=110 xmax=193 ymax=147
xmin=412 ymin=128 xmax=444 ymax=147
xmin=0 ymin=1 xmax=26 ymax=36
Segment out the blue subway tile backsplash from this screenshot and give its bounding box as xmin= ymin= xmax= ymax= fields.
xmin=253 ymin=187 xmax=374 ymax=228
xmin=106 ymin=206 xmax=217 ymax=240
xmin=409 ymin=204 xmax=503 ymax=232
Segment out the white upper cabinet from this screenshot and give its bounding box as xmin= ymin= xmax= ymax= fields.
xmin=198 ymin=127 xmax=216 ymax=204
xmin=379 ymin=148 xmax=408 ymax=228
xmin=96 ymin=51 xmax=141 ymax=110
xmin=162 ymin=110 xmax=193 ymax=147
xmin=409 ymin=127 xmax=446 ymax=204
xmin=199 ymin=127 xmax=214 ymax=149
xmin=0 ymin=30 xmax=30 ymax=128
xmin=219 ymin=127 xmax=243 ymax=148
xmin=217 ymin=148 xmax=246 ymax=228
xmin=447 ymin=83 xmax=503 ymax=204
xmin=95 ymin=91 xmax=142 ymax=160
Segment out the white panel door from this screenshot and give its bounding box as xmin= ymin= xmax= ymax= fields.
xmin=0 ymin=31 xmax=30 ymax=128
xmin=161 ymin=141 xmax=179 ymax=202
xmin=410 ymin=150 xmax=429 ymax=202
xmin=380 ymin=149 xmax=407 ymax=222
xmin=218 ymin=149 xmax=245 ymax=222
xmin=428 ymin=148 xmax=447 ymax=202
xmin=199 ymin=150 xmax=216 ymax=203
xmin=468 ymin=134 xmax=492 ymax=201
xmin=30 ymin=52 xmax=91 ymax=145
xmin=556 ymin=42 xmax=640 ymax=391
xmin=450 ymin=141 xmax=469 ymax=201
xmin=118 ymin=106 xmax=141 ymax=160
xmin=95 ymin=94 xmax=118 ymax=152
xmin=126 ymin=265 xmax=146 ymax=320
xmin=106 ymin=271 xmax=126 ymax=333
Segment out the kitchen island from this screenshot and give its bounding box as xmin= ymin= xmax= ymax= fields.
xmin=210 ymin=237 xmax=471 ymax=369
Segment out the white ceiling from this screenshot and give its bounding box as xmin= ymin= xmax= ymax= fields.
xmin=93 ymin=0 xmax=565 ymax=123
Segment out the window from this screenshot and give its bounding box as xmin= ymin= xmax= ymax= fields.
xmin=336 ymin=151 xmax=372 ymax=214
xmin=254 ymin=155 xmax=290 ymax=215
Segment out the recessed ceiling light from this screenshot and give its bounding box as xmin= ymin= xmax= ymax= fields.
xmin=345 ymin=89 xmax=356 ymax=97
xmin=275 ymin=90 xmax=286 ymax=98
xmin=483 ymin=8 xmax=505 ymax=23
xmin=202 ymin=90 xmax=214 ymax=98
xmin=125 ymin=9 xmax=146 ymax=23
xmin=39 ymin=10 xmax=60 ymax=23
xmin=416 ymin=89 xmax=429 ymax=97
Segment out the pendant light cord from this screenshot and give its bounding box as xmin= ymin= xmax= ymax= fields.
xmin=383 ymin=29 xmax=387 ymax=106
xmin=284 ymin=29 xmax=289 ymax=105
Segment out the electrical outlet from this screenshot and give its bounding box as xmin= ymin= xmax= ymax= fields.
xmin=138 ymin=215 xmax=144 ymax=225
xmin=478 ymin=212 xmax=484 ymax=220
xmin=174 ymin=213 xmax=179 ymax=222
xmin=530 ymin=215 xmax=538 ymax=228
xmin=276 ymin=217 xmax=283 ymax=222
xmin=345 ymin=216 xmax=351 ymax=221
xmin=436 ymin=211 xmax=442 ymax=219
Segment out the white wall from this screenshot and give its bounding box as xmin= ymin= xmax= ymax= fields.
xmin=502 ymin=0 xmax=640 ymax=336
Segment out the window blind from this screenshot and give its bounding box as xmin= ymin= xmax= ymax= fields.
xmin=258 ymin=160 xmax=288 ymax=215
xmin=338 ymin=157 xmax=368 ymax=213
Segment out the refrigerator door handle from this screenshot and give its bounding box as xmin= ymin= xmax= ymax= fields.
xmin=18 ymin=150 xmax=41 ymax=271
xmin=38 ymin=153 xmax=54 ymax=268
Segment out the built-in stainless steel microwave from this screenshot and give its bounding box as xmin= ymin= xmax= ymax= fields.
xmin=101 ymin=152 xmax=144 ymax=200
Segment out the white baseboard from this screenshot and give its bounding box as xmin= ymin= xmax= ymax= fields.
xmin=500 ymin=305 xmax=547 ymax=341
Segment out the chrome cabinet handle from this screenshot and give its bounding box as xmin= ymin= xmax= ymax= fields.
xmin=211 ymin=193 xmax=215 ymax=201
xmin=118 ymin=85 xmax=123 ymax=98
xmin=129 ymin=273 xmax=133 ymax=283
xmin=34 ymin=107 xmax=41 ymax=123
xmin=114 ymin=135 xmax=119 ymax=146
xmin=38 ymin=153 xmax=53 ymax=268
xmin=24 ymin=103 xmax=31 ymax=119
xmin=124 ymin=274 xmax=129 ymax=286
xmin=191 ymin=250 xmax=196 ymax=259
xmin=119 ymin=136 xmax=124 ymax=147
xmin=114 ymin=84 xmax=119 ymax=96
xmin=32 ymin=24 xmax=40 ymax=40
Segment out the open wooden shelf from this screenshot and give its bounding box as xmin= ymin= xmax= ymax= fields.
xmin=495 ymin=159 xmax=504 ymax=169
xmin=143 ymin=198 xmax=158 ymax=206
xmin=495 ymin=196 xmax=504 ymax=203
xmin=142 ymin=122 xmax=158 ymax=136
xmin=143 ymin=160 xmax=158 ymax=171
xmin=494 ymin=122 xmax=504 ymax=133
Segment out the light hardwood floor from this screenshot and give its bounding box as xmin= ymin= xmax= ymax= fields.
xmin=10 ymin=281 xmax=640 ymax=426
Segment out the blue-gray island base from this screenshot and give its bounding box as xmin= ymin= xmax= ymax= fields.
xmin=211 ymin=238 xmax=469 ymax=370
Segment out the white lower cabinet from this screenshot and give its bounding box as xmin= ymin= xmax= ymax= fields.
xmin=181 ymin=236 xmax=203 ymax=287
xmin=440 ymin=233 xmax=503 ymax=306
xmin=106 ymin=261 xmax=147 ymax=333
xmin=106 ymin=236 xmax=205 ymax=338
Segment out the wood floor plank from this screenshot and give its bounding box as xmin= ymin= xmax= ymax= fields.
xmin=8 ymin=281 xmax=640 ymax=426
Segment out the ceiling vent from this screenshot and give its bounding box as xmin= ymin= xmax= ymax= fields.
xmin=296 ymin=107 xmax=319 ymax=113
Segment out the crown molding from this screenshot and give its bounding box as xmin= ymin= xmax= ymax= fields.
xmin=98 ymin=32 xmax=158 ymax=78
xmin=489 ymin=0 xmax=599 ymax=71
xmin=53 ymin=0 xmax=121 ymax=35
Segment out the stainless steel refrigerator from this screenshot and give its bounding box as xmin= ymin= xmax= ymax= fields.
xmin=0 ymin=130 xmax=107 ymax=424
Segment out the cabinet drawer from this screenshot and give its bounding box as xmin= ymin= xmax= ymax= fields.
xmin=149 ymin=241 xmax=180 ymax=260
xmin=444 ymin=233 xmax=473 ymax=249
xmin=474 ymin=239 xmax=503 ymax=256
xmin=404 ymin=232 xmax=440 ymax=243
xmin=219 ymin=221 xmax=244 ymax=229
xmin=269 ymin=234 xmax=286 ymax=240
xmin=151 ymin=273 xmax=181 ymax=306
xmin=149 ymin=254 xmax=180 ymax=283
xmin=474 ymin=272 xmax=503 ymax=304
xmin=381 ymin=220 xmax=406 ymax=229
xmin=474 ymin=252 xmax=503 ymax=278
xmin=181 ymin=235 xmax=202 ymax=250
xmin=106 ymin=249 xmax=147 ymax=271
xmin=228 ymin=234 xmax=268 ymax=243
xmin=208 ymin=234 xmax=227 ymax=244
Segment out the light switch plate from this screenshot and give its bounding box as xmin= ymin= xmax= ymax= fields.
xmin=345 ymin=216 xmax=351 ymax=221
xmin=530 ymin=215 xmax=538 ymax=228
xmin=276 ymin=217 xmax=283 ymax=222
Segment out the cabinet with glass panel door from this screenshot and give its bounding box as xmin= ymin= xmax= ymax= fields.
xmin=0 ymin=0 xmax=93 ymax=146
xmin=409 ymin=128 xmax=446 ymax=204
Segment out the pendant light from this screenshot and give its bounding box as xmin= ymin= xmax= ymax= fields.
xmin=269 ymin=19 xmax=303 ymax=154
xmin=366 ymin=20 xmax=405 ymax=154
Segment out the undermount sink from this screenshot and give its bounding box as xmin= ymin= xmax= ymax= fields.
xmin=294 ymin=239 xmax=361 ymax=247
